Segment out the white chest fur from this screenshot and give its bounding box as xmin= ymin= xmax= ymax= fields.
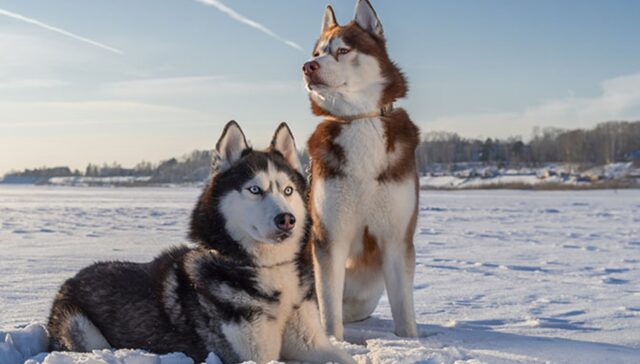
xmin=257 ymin=262 xmax=304 ymax=317
xmin=217 ymin=262 xmax=307 ymax=362
xmin=334 ymin=118 xmax=388 ymax=177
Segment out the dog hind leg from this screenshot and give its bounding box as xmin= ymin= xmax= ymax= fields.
xmin=343 ymin=266 xmax=385 ymax=323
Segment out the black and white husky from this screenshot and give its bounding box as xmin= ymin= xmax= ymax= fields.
xmin=47 ymin=121 xmax=355 ymax=364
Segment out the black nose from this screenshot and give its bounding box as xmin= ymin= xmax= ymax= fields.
xmin=274 ymin=213 xmax=296 ymax=231
xmin=302 ymin=61 xmax=320 ymax=76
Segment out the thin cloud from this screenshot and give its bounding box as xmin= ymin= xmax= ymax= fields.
xmin=0 ymin=7 xmax=123 ymax=55
xmin=0 ymin=100 xmax=209 ymax=126
xmin=102 ymin=76 xmax=297 ymax=99
xmin=424 ymin=73 xmax=640 ymax=140
xmin=195 ymin=0 xmax=303 ymax=52
xmin=0 ymin=79 xmax=66 ymax=89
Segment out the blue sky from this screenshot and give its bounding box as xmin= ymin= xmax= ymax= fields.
xmin=1 ymin=0 xmax=639 ymax=174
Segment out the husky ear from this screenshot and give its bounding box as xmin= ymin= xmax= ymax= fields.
xmin=321 ymin=5 xmax=338 ymax=33
xmin=271 ymin=122 xmax=303 ymax=174
xmin=354 ymin=0 xmax=384 ymax=38
xmin=215 ymin=120 xmax=249 ymax=172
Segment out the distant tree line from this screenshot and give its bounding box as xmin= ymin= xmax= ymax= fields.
xmin=81 ymin=151 xmax=213 ymax=183
xmin=84 ymin=162 xmax=150 ymax=177
xmin=417 ymin=120 xmax=640 ymax=173
xmin=5 ymin=120 xmax=640 ymax=183
xmin=5 ymin=167 xmax=81 ymax=178
xmin=150 ymin=150 xmax=212 ymax=183
xmin=4 ymin=151 xmax=213 ymax=184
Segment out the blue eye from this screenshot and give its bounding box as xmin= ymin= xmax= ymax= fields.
xmin=283 ymin=186 xmax=294 ymax=196
xmin=247 ymin=186 xmax=262 ymax=195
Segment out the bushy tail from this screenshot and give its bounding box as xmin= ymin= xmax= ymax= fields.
xmin=47 ymin=295 xmax=111 ymax=352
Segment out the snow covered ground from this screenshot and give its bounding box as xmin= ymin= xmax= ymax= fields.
xmin=420 ymin=162 xmax=640 ymax=190
xmin=47 ymin=176 xmax=153 ymax=186
xmin=1 ymin=185 xmax=639 ymax=363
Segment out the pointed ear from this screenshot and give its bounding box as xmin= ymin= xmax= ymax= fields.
xmin=271 ymin=122 xmax=303 ymax=174
xmin=321 ymin=5 xmax=338 ymax=33
xmin=354 ymin=0 xmax=384 ymax=38
xmin=214 ymin=120 xmax=249 ymax=172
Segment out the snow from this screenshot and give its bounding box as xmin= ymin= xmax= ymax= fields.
xmin=420 ymin=173 xmax=573 ymax=189
xmin=420 ymin=162 xmax=640 ymax=189
xmin=47 ymin=176 xmax=153 ymax=187
xmin=26 ymin=349 xmax=194 ymax=364
xmin=1 ymin=185 xmax=639 ymax=363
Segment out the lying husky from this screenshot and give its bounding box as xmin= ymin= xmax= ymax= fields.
xmin=302 ymin=0 xmax=420 ymax=339
xmin=47 ymin=121 xmax=355 ymax=364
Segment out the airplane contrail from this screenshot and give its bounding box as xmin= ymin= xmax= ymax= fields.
xmin=195 ymin=0 xmax=304 ymax=52
xmin=0 ymin=7 xmax=123 ymax=55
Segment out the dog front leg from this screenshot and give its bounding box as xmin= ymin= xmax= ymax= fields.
xmin=281 ymin=299 xmax=356 ymax=364
xmin=313 ymin=234 xmax=350 ymax=340
xmin=382 ymin=239 xmax=418 ymax=337
xmin=220 ymin=319 xmax=281 ymax=364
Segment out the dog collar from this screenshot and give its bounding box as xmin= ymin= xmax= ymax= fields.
xmin=325 ymin=103 xmax=393 ymax=123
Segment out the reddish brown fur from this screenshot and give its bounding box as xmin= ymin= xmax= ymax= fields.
xmin=309 ymin=22 xmax=408 ymax=117
xmin=306 ymin=2 xmax=419 ymax=337
xmin=306 ymin=19 xmax=420 ymax=250
xmin=404 ymin=174 xmax=419 ymax=262
xmin=346 ymin=227 xmax=382 ymax=272
xmin=307 ymin=120 xmax=346 ymax=179
xmin=307 ymin=108 xmax=419 ymax=184
xmin=377 ymin=108 xmax=420 ymax=182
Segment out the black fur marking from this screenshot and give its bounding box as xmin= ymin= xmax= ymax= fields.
xmin=48 ymin=247 xmax=210 ymax=360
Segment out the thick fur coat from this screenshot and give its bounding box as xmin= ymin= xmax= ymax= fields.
xmin=47 ymin=122 xmax=355 ymax=364
xmin=303 ymin=0 xmax=420 ymax=339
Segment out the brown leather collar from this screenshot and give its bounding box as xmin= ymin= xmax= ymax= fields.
xmin=325 ymin=103 xmax=394 ymax=123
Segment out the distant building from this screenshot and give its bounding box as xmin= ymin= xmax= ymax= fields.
xmin=625 ymin=150 xmax=640 ymax=160
xmin=626 ymin=150 xmax=640 ymax=167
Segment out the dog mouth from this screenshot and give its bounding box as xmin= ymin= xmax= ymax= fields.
xmin=251 ymin=226 xmax=292 ymax=244
xmin=305 ymin=77 xmax=348 ymax=92
xmin=269 ymin=231 xmax=292 ymax=243
xmin=304 ymin=75 xmax=327 ymax=89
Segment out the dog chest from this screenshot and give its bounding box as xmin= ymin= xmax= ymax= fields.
xmin=334 ymin=118 xmax=388 ymax=176
xmin=256 ymin=263 xmax=305 ymax=313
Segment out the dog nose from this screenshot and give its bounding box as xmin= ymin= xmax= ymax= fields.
xmin=302 ymin=61 xmax=320 ymax=76
xmin=274 ymin=213 xmax=296 ymax=231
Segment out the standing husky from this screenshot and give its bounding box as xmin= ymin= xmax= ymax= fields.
xmin=47 ymin=121 xmax=355 ymax=364
xmin=302 ymin=0 xmax=420 ymax=339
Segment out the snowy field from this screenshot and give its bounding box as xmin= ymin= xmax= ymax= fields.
xmin=420 ymin=162 xmax=640 ymax=190
xmin=1 ymin=186 xmax=639 ymax=363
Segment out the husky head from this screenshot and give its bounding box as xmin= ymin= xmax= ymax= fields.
xmin=190 ymin=121 xmax=307 ymax=265
xmin=302 ymin=0 xmax=407 ymax=117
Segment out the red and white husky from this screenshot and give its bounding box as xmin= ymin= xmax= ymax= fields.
xmin=302 ymin=0 xmax=420 ymax=339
